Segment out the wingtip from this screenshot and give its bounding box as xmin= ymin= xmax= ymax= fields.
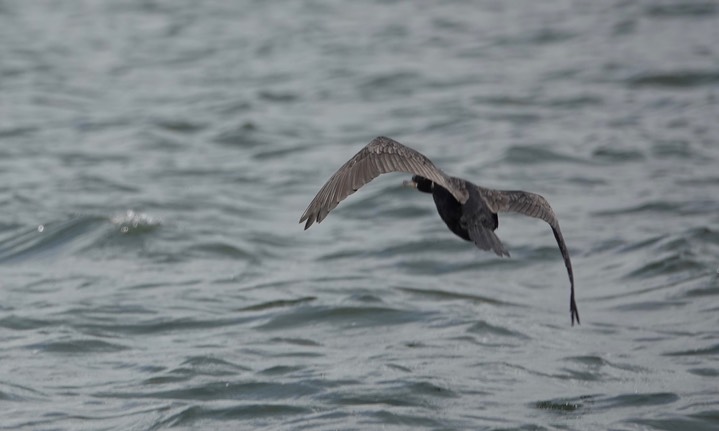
xmin=299 ymin=211 xmax=315 ymax=230
xmin=303 ymin=218 xmax=314 ymax=230
xmin=570 ymin=297 xmax=580 ymax=326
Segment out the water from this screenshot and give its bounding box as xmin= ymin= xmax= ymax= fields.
xmin=1 ymin=1 xmax=718 ymax=429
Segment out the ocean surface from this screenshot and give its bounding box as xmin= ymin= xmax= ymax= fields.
xmin=1 ymin=1 xmax=718 ymax=430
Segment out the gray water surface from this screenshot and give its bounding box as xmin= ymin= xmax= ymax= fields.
xmin=1 ymin=1 xmax=719 ymax=430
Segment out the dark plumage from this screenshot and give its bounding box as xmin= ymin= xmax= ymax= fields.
xmin=300 ymin=136 xmax=580 ymax=325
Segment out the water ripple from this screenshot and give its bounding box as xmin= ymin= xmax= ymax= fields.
xmin=26 ymin=339 xmax=129 ymax=354
xmin=628 ymin=70 xmax=719 ymax=88
xmin=155 ymin=404 xmax=312 ymax=428
xmin=502 ymin=145 xmax=591 ymax=165
xmin=255 ymin=305 xmax=430 ymax=331
xmin=664 ymin=343 xmax=719 ymax=357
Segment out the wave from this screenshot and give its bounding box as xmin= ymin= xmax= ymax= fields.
xmin=0 ymin=211 xmax=160 ymax=264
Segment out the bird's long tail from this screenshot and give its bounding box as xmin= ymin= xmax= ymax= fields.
xmin=467 ymin=223 xmax=510 ymax=258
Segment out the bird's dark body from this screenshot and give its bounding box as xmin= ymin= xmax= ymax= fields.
xmin=425 ymin=179 xmax=498 ymax=243
xmin=432 ymin=184 xmax=471 ymax=242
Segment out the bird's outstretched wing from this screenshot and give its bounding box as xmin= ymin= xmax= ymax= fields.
xmin=478 ymin=188 xmax=580 ymax=325
xmin=300 ymin=136 xmax=468 ymax=229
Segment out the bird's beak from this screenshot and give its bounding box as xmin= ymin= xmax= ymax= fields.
xmin=402 ymin=179 xmax=417 ymax=188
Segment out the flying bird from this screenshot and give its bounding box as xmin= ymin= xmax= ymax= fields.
xmin=300 ymin=136 xmax=580 ymax=325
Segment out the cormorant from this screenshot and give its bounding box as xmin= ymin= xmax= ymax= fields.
xmin=300 ymin=136 xmax=579 ymax=325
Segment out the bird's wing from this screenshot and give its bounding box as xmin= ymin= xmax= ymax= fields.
xmin=300 ymin=136 xmax=468 ymax=229
xmin=478 ymin=188 xmax=580 ymax=325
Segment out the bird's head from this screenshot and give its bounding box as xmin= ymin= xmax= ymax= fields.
xmin=402 ymin=175 xmax=434 ymax=194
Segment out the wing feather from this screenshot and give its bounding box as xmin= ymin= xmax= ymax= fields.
xmin=478 ymin=188 xmax=559 ymax=227
xmin=300 ymin=136 xmax=468 ymax=229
